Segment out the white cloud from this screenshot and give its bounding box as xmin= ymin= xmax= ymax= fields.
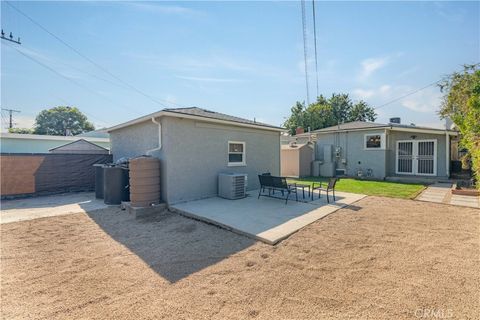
xmin=352 ymin=88 xmax=375 ymax=99
xmin=358 ymin=53 xmax=404 ymax=80
xmin=401 ymin=87 xmax=442 ymax=113
xmin=360 ymin=56 xmax=389 ymax=78
xmin=353 ymin=84 xmax=442 ymax=114
xmin=353 ymin=84 xmax=392 ymax=100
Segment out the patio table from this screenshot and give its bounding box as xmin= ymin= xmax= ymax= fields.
xmin=293 ymin=183 xmax=310 ymax=199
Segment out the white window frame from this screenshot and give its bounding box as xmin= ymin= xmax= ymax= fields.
xmin=364 ymin=133 xmax=385 ymax=150
xmin=227 ymin=141 xmax=246 ymax=166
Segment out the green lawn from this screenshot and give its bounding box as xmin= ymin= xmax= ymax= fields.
xmin=287 ymin=177 xmax=426 ymax=199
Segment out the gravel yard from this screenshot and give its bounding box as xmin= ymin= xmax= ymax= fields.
xmin=1 ymin=197 xmax=479 ymax=319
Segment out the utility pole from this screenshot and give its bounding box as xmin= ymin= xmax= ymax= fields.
xmin=1 ymin=108 xmax=21 ymax=129
xmin=0 ymin=29 xmax=21 ymax=45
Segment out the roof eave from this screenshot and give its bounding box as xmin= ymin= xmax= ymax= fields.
xmin=389 ymin=126 xmax=458 ymax=135
xmin=311 ymin=126 xmax=458 ymax=136
xmin=0 ymin=133 xmax=109 ymax=142
xmin=107 ymin=111 xmax=285 ymax=133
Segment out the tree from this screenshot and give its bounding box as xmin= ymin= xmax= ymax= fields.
xmin=439 ymin=64 xmax=480 ymax=186
xmin=34 ymin=106 xmax=94 ymax=136
xmin=283 ymin=102 xmax=308 ymax=135
xmin=8 ymin=128 xmax=34 ymax=134
xmin=283 ymin=93 xmax=377 ymax=135
xmin=348 ymin=101 xmax=377 ymax=122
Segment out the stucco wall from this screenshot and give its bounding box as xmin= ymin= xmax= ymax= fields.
xmin=109 ymin=118 xmax=168 ymax=201
xmin=109 ymin=116 xmax=280 ymax=204
xmin=315 ymin=129 xmax=450 ymax=179
xmin=162 ymin=117 xmax=280 ymax=204
xmin=386 ymin=131 xmax=448 ymax=177
xmin=109 ymin=120 xmax=160 ymax=160
xmin=316 ymin=130 xmax=387 ymax=179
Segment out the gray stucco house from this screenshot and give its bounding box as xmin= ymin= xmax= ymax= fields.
xmin=297 ymin=121 xmax=458 ymax=180
xmin=108 ymin=107 xmax=283 ymax=204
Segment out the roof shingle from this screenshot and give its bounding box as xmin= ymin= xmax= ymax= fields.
xmin=163 ymin=107 xmax=283 ymax=129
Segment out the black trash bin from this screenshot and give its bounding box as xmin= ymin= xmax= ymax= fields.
xmin=93 ymin=164 xmax=106 ymax=199
xmin=451 ymin=160 xmax=462 ymax=173
xmin=103 ymin=166 xmax=130 ymax=205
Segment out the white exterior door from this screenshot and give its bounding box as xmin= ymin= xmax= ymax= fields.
xmin=396 ymin=140 xmax=437 ymax=176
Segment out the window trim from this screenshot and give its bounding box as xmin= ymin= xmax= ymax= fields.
xmin=227 ymin=141 xmax=246 ymax=166
xmin=364 ymin=133 xmax=385 ymax=150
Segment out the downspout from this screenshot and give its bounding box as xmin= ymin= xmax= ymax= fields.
xmin=445 ymin=132 xmax=450 ymax=177
xmin=146 ymin=117 xmax=162 ymax=154
xmin=384 ymin=128 xmax=388 ymax=179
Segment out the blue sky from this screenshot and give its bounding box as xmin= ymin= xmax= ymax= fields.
xmin=1 ymin=1 xmax=479 ymax=131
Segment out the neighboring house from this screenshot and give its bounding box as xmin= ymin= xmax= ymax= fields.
xmin=49 ymin=139 xmax=110 ymax=154
xmin=76 ymin=128 xmax=110 ymax=139
xmin=0 ymin=133 xmax=110 ymax=153
xmin=281 ymin=142 xmax=314 ymax=178
xmin=296 ymin=120 xmax=458 ymax=180
xmin=108 ymin=107 xmax=284 ymax=205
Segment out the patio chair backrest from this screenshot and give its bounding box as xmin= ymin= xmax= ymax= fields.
xmin=258 ymin=174 xmax=273 ymax=187
xmin=328 ymin=178 xmax=338 ymax=189
xmin=271 ymin=176 xmax=288 ymax=189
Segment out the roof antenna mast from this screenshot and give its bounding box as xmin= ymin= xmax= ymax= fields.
xmin=301 ymin=0 xmax=310 ymax=107
xmin=312 ymin=0 xmax=319 ymax=99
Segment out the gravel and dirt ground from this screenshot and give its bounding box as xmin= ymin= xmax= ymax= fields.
xmin=1 ymin=196 xmax=479 ymax=319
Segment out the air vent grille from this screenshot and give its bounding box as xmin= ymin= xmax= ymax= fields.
xmin=218 ymin=173 xmax=247 ymax=199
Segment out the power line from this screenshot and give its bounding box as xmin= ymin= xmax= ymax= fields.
xmin=374 ymin=63 xmax=480 ymax=110
xmin=312 ymin=0 xmax=319 ymax=99
xmin=20 ymin=44 xmax=135 ymax=91
xmin=4 ymin=42 xmax=136 ymax=115
xmin=5 ymin=1 xmax=183 ymax=109
xmin=374 ymin=81 xmax=441 ymax=110
xmin=300 ymin=0 xmax=310 ymax=106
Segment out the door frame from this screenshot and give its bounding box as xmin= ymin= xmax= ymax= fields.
xmin=395 ymin=140 xmax=414 ymax=175
xmin=395 ymin=139 xmax=437 ymax=176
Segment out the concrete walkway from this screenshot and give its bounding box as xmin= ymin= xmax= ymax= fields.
xmin=416 ymin=183 xmax=479 ymax=208
xmin=171 ymin=190 xmax=366 ymax=245
xmin=1 ymin=193 xmax=109 ymax=224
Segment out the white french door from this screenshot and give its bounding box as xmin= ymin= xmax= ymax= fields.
xmin=396 ymin=140 xmax=437 ymax=176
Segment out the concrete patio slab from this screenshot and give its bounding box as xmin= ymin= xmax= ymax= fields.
xmin=1 ymin=192 xmax=109 ymax=224
xmin=171 ymin=190 xmax=366 ymax=244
